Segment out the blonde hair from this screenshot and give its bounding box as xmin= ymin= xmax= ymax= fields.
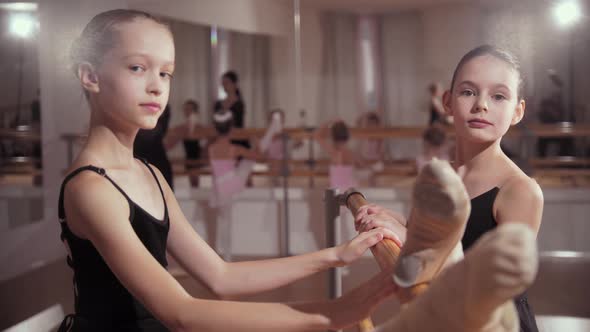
xmin=70 ymin=9 xmax=169 ymax=76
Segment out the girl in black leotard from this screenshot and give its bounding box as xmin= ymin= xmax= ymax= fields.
xmin=445 ymin=45 xmax=543 ymax=332
xmin=164 ymin=100 xmax=203 ymax=187
xmin=462 ymin=188 xmax=539 ymax=331
xmin=58 ymin=9 xmax=399 ymax=331
xmin=357 ymin=45 xmax=544 ymax=332
xmin=213 ymin=70 xmax=250 ymax=149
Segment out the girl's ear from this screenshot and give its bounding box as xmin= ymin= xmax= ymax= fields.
xmin=78 ymin=62 xmax=100 ymax=94
xmin=511 ymin=99 xmax=525 ymax=125
xmin=442 ymin=90 xmax=453 ymax=115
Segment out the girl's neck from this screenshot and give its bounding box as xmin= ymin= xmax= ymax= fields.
xmin=82 ymin=111 xmax=138 ymax=169
xmin=455 ymin=139 xmax=503 ymax=174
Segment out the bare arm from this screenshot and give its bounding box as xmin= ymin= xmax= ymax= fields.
xmin=313 ymin=123 xmax=335 ymax=156
xmin=235 ymin=145 xmax=263 ymax=161
xmin=494 ymin=176 xmax=544 ymax=234
xmin=161 ymin=166 xmax=397 ymax=298
xmin=65 ymin=172 xmax=394 ymax=331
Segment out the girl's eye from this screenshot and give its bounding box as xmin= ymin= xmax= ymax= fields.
xmin=130 ymin=65 xmax=144 ymax=72
xmin=492 ymin=94 xmax=506 ymax=101
xmin=160 ymin=72 xmax=173 ymax=79
xmin=461 ymin=90 xmax=475 ymax=97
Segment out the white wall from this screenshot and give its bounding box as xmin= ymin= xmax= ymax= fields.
xmin=130 ymin=0 xmax=292 ymax=37
xmin=268 ymin=5 xmax=324 ymax=127
xmin=2 ymin=0 xmax=131 ymax=286
xmin=38 ymin=0 xmax=128 ymax=226
xmin=420 ymin=3 xmax=481 ymax=90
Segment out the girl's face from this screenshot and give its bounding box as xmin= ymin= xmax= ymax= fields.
xmin=221 ymin=76 xmax=236 ymax=94
xmin=91 ymin=19 xmax=175 ymax=130
xmin=183 ymin=103 xmax=197 ymax=118
xmin=444 ymin=55 xmax=524 ymax=144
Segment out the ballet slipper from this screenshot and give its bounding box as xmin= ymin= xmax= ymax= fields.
xmin=393 ymin=158 xmax=471 ymax=296
xmin=376 ymin=223 xmax=536 ymax=332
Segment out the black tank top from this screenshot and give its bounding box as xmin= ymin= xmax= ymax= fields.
xmin=462 ymin=187 xmax=539 ymax=332
xmin=57 ymin=160 xmax=169 ymax=331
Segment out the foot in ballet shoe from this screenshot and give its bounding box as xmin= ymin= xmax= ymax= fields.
xmin=463 ymin=223 xmax=538 ymax=330
xmin=383 ymin=223 xmax=535 ymax=332
xmin=394 ymin=158 xmax=470 ymax=288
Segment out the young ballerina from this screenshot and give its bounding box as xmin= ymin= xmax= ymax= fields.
xmin=356 ymin=45 xmax=543 ymax=332
xmin=314 ymin=120 xmax=358 ymax=191
xmin=208 ymin=110 xmax=269 ymax=259
xmin=213 ymin=70 xmax=250 ymax=149
xmin=164 ymin=99 xmax=204 ymax=187
xmin=415 ymin=124 xmax=451 ymax=172
xmin=427 ymin=82 xmax=452 ymax=125
xmin=355 ymin=112 xmax=386 ymax=186
xmin=58 ymin=9 xmax=400 ymax=331
xmin=264 ymin=109 xmax=285 ymax=160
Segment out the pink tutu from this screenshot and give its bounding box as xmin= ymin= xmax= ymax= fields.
xmin=329 ymin=165 xmax=356 ymax=191
xmin=210 ymin=159 xmax=254 ymax=207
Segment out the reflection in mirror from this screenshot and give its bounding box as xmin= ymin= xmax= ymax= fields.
xmin=0 ymin=2 xmax=43 ymax=230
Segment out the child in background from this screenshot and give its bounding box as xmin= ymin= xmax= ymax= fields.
xmin=415 ymin=125 xmax=451 ymax=172
xmin=428 ymin=82 xmax=453 ymax=125
xmin=356 ymin=111 xmax=386 ymax=185
xmin=315 ymin=120 xmax=358 ymax=191
xmin=165 ymin=99 xmax=203 ymax=187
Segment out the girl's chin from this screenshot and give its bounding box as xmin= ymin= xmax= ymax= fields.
xmin=138 ymin=118 xmax=159 ymax=129
xmin=461 ymin=130 xmax=499 ymax=144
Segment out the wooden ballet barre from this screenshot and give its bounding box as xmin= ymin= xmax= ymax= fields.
xmin=530 ymin=157 xmax=590 ymax=168
xmin=60 ymin=124 xmax=590 ymax=168
xmin=151 ymin=164 xmax=590 ymax=180
xmin=177 ymin=168 xmax=330 ymax=178
xmin=506 ymin=123 xmax=590 ymax=138
xmin=169 ymin=158 xmax=417 ymax=168
xmin=533 ymin=168 xmax=590 ymax=177
xmin=60 ymin=123 xmax=590 ymax=141
xmin=0 ymin=128 xmax=42 ymax=141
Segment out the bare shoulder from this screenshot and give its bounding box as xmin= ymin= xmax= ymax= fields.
xmin=499 ymin=174 xmax=543 ymax=205
xmin=495 ymin=172 xmax=544 ymax=232
xmin=64 ymin=170 xmax=129 ymax=239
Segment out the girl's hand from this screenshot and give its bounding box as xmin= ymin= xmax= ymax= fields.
xmin=355 ymin=204 xmax=407 ymax=247
xmin=336 ymin=227 xmax=399 ymax=266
